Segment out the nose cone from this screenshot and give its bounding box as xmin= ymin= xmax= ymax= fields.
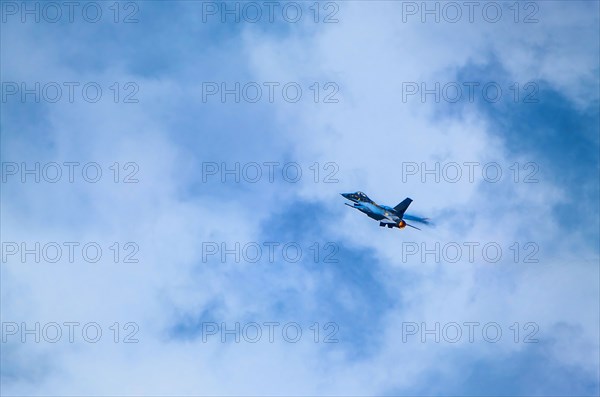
xmin=340 ymin=193 xmax=352 ymax=199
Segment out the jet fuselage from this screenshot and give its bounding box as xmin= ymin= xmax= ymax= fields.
xmin=352 ymin=201 xmax=399 ymax=222
xmin=341 ymin=191 xmax=408 ymax=229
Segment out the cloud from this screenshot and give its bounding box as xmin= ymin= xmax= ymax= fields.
xmin=1 ymin=1 xmax=598 ymax=395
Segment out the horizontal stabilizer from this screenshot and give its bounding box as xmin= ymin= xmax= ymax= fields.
xmin=405 ymin=223 xmax=421 ymax=230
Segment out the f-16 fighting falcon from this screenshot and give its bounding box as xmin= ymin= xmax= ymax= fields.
xmin=341 ymin=191 xmax=431 ymax=230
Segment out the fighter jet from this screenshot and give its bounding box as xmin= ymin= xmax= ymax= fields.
xmin=341 ymin=191 xmax=430 ymax=230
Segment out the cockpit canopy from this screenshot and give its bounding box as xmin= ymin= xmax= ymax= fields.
xmin=342 ymin=191 xmax=374 ymax=204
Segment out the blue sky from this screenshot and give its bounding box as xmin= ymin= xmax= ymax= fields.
xmin=1 ymin=1 xmax=599 ymax=395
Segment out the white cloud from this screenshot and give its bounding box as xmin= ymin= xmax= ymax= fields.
xmin=2 ymin=1 xmax=598 ymax=395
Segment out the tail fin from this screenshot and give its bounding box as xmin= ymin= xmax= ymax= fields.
xmin=393 ymin=198 xmax=412 ymax=217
